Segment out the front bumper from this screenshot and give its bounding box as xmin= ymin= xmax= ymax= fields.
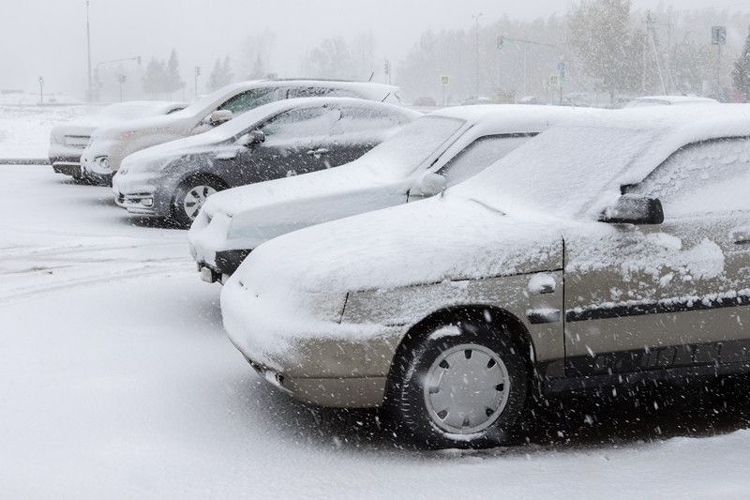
xmin=221 ymin=276 xmax=405 ymax=408
xmin=51 ymin=161 xmax=82 ymax=177
xmin=243 ymin=357 xmax=388 ymax=409
xmin=195 ymin=249 xmax=252 ymax=283
xmin=112 ymin=172 xmax=174 ymax=217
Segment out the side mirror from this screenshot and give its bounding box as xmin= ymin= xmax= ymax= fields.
xmin=600 ymin=194 xmax=664 ymax=225
xmin=237 ymin=130 xmax=266 ymax=148
xmin=417 ymin=173 xmax=448 ymax=197
xmin=209 ymin=110 xmax=234 ymax=125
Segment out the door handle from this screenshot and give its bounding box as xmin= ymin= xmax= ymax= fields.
xmin=731 ymin=227 xmax=750 ymax=245
xmin=306 ymin=148 xmax=330 ymax=156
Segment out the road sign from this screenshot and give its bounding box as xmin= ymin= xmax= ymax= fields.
xmin=549 ymin=74 xmax=560 ymax=88
xmin=556 ymin=61 xmax=566 ymax=74
xmin=440 ymin=75 xmax=450 ymax=87
xmin=712 ymin=26 xmax=727 ymax=46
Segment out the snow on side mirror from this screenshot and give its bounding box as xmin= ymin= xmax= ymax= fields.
xmin=210 ymin=110 xmax=234 ymax=126
xmin=418 ymin=173 xmax=448 ymax=197
xmin=600 ymin=194 xmax=664 ymax=225
xmin=237 ymin=130 xmax=266 ymax=148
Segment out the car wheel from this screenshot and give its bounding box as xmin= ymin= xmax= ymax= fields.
xmin=171 ymin=176 xmax=225 ymax=228
xmin=388 ymin=321 xmax=528 ymax=449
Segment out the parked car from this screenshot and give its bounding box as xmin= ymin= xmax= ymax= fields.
xmin=221 ymin=105 xmax=750 ymax=448
xmin=113 ymin=97 xmax=417 ymax=227
xmin=624 ymin=95 xmax=719 ymax=108
xmin=189 ymin=105 xmax=598 ymax=283
xmin=48 ymin=101 xmax=187 ymax=180
xmin=80 ymin=79 xmax=402 ymax=185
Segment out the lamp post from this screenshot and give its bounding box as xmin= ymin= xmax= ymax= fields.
xmin=86 ymin=1 xmax=92 ymax=102
xmin=472 ymin=13 xmax=483 ymax=99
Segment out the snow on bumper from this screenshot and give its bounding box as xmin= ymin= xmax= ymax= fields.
xmin=220 ymin=275 xmax=405 ymax=408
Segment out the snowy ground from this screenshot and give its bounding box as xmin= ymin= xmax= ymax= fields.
xmin=2 ymin=165 xmax=750 ymax=499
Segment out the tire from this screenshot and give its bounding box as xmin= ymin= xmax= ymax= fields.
xmin=170 ymin=176 xmax=226 ymax=229
xmin=387 ymin=321 xmax=528 ymax=449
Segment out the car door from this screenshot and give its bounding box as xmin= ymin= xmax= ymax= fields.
xmin=564 ymin=137 xmax=750 ymax=378
xmin=230 ymin=105 xmax=342 ymax=183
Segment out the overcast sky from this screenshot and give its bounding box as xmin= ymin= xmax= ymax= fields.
xmin=2 ymin=0 xmax=748 ymax=98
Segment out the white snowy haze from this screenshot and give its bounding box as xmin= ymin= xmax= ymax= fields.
xmin=1 ymin=0 xmax=748 ymax=99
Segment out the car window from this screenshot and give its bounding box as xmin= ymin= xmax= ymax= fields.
xmin=437 ymin=134 xmax=536 ymax=186
xmin=331 ymin=106 xmax=408 ymax=135
xmin=219 ymin=88 xmax=279 ymax=114
xmin=629 ymin=137 xmax=750 ymax=217
xmin=260 ymin=106 xmax=341 ymax=140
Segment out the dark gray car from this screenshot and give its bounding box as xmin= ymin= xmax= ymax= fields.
xmin=112 ymin=97 xmax=419 ymax=227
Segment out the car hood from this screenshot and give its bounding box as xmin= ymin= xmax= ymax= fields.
xmin=122 ymin=127 xmax=231 ymax=169
xmin=228 ymin=193 xmax=566 ymax=296
xmin=92 ymin=113 xmax=192 ymax=140
xmin=202 ymin=160 xmax=386 ymax=219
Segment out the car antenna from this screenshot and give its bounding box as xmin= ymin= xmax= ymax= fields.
xmin=368 ymin=72 xmax=375 ymax=82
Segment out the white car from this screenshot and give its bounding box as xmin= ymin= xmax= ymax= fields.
xmin=48 ymin=101 xmax=186 ymax=180
xmin=80 ymin=79 xmax=401 ymax=184
xmin=624 ymin=95 xmax=719 ymax=108
xmin=221 ymin=104 xmax=750 ymax=448
xmin=189 ymin=105 xmax=599 ymax=282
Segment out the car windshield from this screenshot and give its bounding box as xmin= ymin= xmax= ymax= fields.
xmin=174 ymin=85 xmax=249 ymax=118
xmin=456 ymin=124 xmax=661 ymax=217
xmin=357 ymin=116 xmax=465 ymax=179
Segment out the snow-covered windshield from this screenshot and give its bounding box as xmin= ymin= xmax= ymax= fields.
xmin=357 ymin=116 xmax=465 ymax=179
xmin=459 ymin=125 xmax=660 ymax=217
xmin=173 ymin=85 xmax=253 ymax=118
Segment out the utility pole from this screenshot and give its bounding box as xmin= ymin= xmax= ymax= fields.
xmin=472 ymin=13 xmax=483 ymax=98
xmin=712 ymin=26 xmax=727 ymax=99
xmin=86 ymin=1 xmax=92 ymax=102
xmin=194 ymin=66 xmax=201 ymax=99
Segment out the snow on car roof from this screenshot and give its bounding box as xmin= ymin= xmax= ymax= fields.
xmin=430 ymin=104 xmax=603 ymax=137
xmin=456 ymin=104 xmax=750 ymax=218
xmin=632 ymin=95 xmax=719 ymax=104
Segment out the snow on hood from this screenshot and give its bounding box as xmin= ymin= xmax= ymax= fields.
xmin=51 ymin=101 xmax=185 ymax=138
xmin=202 ymin=160 xmax=380 ymax=219
xmin=230 ymin=193 xmax=564 ymax=296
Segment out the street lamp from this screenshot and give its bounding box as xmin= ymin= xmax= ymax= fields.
xmin=472 ymin=13 xmax=483 ymax=99
xmin=86 ymin=1 xmax=92 ymax=102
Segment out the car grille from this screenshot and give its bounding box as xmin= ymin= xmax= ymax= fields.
xmin=64 ymin=135 xmax=91 ymax=148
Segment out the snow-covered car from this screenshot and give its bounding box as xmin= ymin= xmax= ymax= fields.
xmin=112 ymin=98 xmax=418 ymax=227
xmin=48 ymin=101 xmax=187 ymax=180
xmin=222 ymin=104 xmax=750 ymax=448
xmin=624 ymin=95 xmax=719 ymax=108
xmin=80 ymin=80 xmax=401 ymax=185
xmin=189 ymin=105 xmax=598 ymax=283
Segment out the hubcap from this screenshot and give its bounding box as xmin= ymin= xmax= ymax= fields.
xmin=182 ymin=185 xmax=217 ymax=221
xmin=423 ymin=343 xmax=510 ymax=435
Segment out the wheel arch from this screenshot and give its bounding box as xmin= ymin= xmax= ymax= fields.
xmin=384 ymin=305 xmax=538 ymax=403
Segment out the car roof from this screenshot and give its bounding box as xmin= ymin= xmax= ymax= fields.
xmin=428 ymin=104 xmax=603 ymax=132
xmin=634 ymin=95 xmax=719 ymax=104
xmin=216 ymin=79 xmax=399 ymax=100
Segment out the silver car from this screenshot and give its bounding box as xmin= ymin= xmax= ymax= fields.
xmin=221 ymin=104 xmax=750 ymax=448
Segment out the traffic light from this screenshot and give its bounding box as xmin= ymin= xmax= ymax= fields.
xmin=497 ymin=36 xmax=505 ymax=50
